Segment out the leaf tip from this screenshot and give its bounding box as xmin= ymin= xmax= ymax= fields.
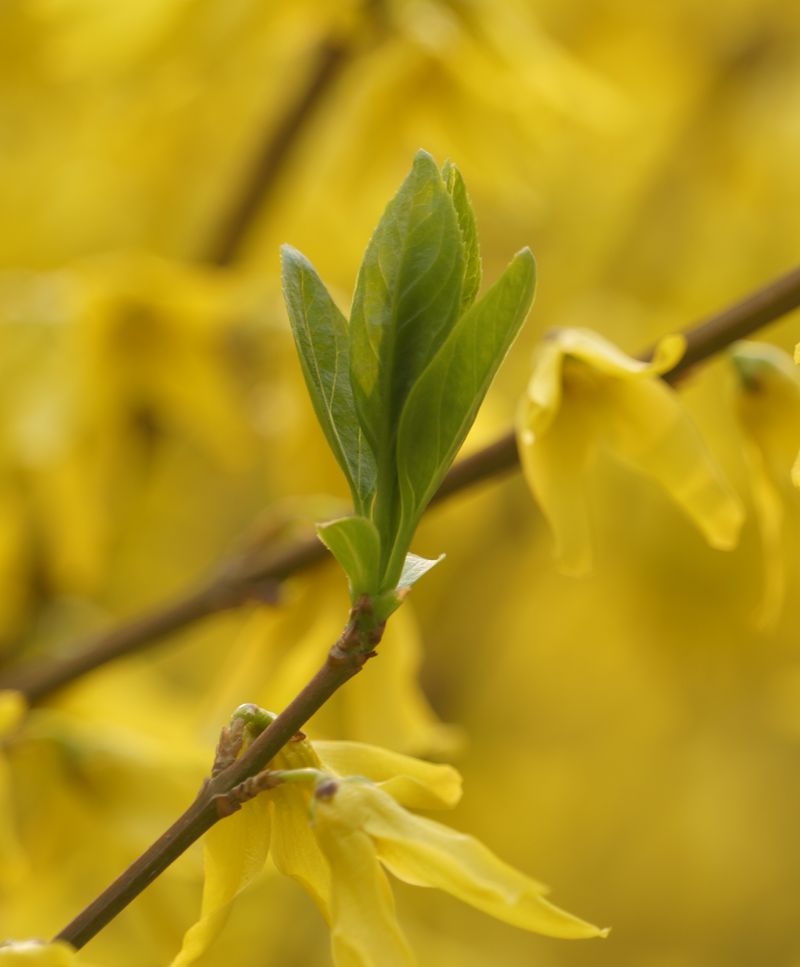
xmin=411 ymin=148 xmax=441 ymax=179
xmin=279 ymin=244 xmax=309 ymax=286
xmin=279 ymin=243 xmax=307 ymax=269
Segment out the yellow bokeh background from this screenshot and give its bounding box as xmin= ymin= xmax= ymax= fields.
xmin=1 ymin=1 xmax=800 ymax=965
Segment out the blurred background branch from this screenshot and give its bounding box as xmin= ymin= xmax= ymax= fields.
xmin=204 ymin=1 xmax=387 ymax=265
xmin=2 ymin=3 xmax=800 ymax=963
xmin=2 ymin=263 xmax=798 ymax=703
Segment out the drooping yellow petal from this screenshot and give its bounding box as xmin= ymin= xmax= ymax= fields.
xmin=731 ymin=342 xmax=800 ymax=629
xmin=744 ymin=445 xmax=785 ymax=631
xmin=314 ymin=740 xmax=462 ymax=810
xmin=268 ymin=782 xmax=331 ymax=918
xmin=363 ymin=784 xmax=605 ymax=940
xmin=517 ymin=328 xmax=743 ymax=573
xmin=170 ymin=796 xmax=271 ymax=967
xmin=561 ymin=328 xmax=686 ymax=377
xmin=732 ymin=342 xmax=800 ymax=482
xmin=517 ymin=397 xmax=594 ymax=574
xmin=523 ymin=329 xmax=685 ymax=436
xmin=595 ymin=375 xmax=743 ymax=550
xmin=313 ymin=789 xmax=415 ymax=967
xmin=318 ymin=782 xmax=606 ymax=941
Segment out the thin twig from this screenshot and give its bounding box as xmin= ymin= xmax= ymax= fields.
xmin=46 ymin=264 xmax=800 ymax=950
xmin=54 ymin=599 xmax=382 ymax=949
xmin=0 ymin=535 xmax=325 ymax=702
xmin=2 ymin=264 xmax=799 ymax=703
xmin=664 ymin=265 xmax=800 ymax=378
xmin=206 ymin=38 xmax=350 ymax=266
xmin=205 ymin=3 xmax=386 ymax=265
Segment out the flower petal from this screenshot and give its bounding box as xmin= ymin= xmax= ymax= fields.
xmin=555 ymin=329 xmax=685 ymax=378
xmin=358 ymin=785 xmax=607 ymax=940
xmin=517 ymin=393 xmax=595 ymax=575
xmin=518 ymin=327 xmax=742 ymax=572
xmin=523 ymin=330 xmax=685 ymax=436
xmin=313 ymin=789 xmax=415 ymax=967
xmin=0 ymin=691 xmax=26 ymax=737
xmin=269 ymin=783 xmax=331 ymax=918
xmin=313 ymin=740 xmax=462 ymax=810
xmin=170 ymin=796 xmax=271 ymax=966
xmin=731 ymin=341 xmax=800 ymax=627
xmin=595 ymin=376 xmax=743 ymax=550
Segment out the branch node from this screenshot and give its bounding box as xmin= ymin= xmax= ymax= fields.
xmin=211 ymin=716 xmax=247 ymax=777
xmin=212 ymin=768 xmax=282 ymax=818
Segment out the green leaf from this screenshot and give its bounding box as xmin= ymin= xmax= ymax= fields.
xmin=317 ymin=516 xmax=382 ymax=599
xmin=389 ymin=248 xmax=537 ymax=582
xmin=281 ymin=245 xmax=376 ymax=514
xmin=442 ymin=160 xmax=481 ymax=312
xmin=369 ymin=553 xmax=444 ymax=622
xmin=398 ymin=552 xmax=445 ymax=590
xmin=349 ymin=150 xmax=465 ymax=522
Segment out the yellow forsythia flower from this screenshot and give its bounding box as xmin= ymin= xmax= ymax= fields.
xmin=171 ymin=729 xmax=461 ymax=966
xmin=0 ymin=691 xmax=25 ymax=736
xmin=172 ymin=719 xmax=605 ymax=966
xmin=313 ymin=778 xmax=607 ymax=966
xmin=731 ymin=342 xmax=800 ymax=629
xmin=516 ymin=328 xmax=744 ymax=575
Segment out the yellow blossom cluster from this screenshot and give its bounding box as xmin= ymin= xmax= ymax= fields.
xmin=1 ymin=1 xmax=800 ymax=966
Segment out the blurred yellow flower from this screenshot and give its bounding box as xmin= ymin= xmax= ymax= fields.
xmin=0 ymin=941 xmax=99 ymax=966
xmin=0 ymin=691 xmax=25 ymax=736
xmin=795 ymin=341 xmax=800 ymax=488
xmin=0 ymin=691 xmax=27 ymax=893
xmin=516 ymin=328 xmax=744 ymax=575
xmin=172 ymin=710 xmax=604 ymax=966
xmin=731 ymin=341 xmax=800 ymax=629
xmin=0 ymin=943 xmax=72 ymax=965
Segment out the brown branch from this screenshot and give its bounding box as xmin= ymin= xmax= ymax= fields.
xmin=205 ymin=38 xmax=349 ymax=266
xmin=46 ymin=263 xmax=800 ymax=951
xmin=664 ymin=264 xmax=800 ymax=378
xmin=205 ymin=3 xmax=386 ymax=266
xmin=0 ymin=534 xmax=327 ymax=702
xmin=2 ymin=264 xmax=799 ymax=703
xmin=54 ymin=599 xmax=382 ymax=949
